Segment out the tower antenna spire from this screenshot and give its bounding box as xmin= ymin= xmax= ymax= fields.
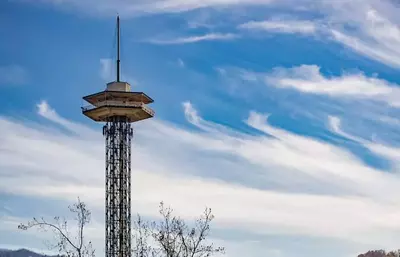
xmin=117 ymin=15 xmax=121 ymax=82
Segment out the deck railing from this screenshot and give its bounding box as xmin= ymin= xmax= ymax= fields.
xmin=82 ymin=101 xmax=155 ymax=116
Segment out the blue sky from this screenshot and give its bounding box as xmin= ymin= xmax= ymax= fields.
xmin=2 ymin=0 xmax=400 ymax=256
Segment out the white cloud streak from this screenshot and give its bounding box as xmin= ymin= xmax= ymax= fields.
xmin=234 ymin=1 xmax=400 ymax=68
xmin=319 ymin=0 xmax=400 ymax=68
xmin=148 ymin=33 xmax=239 ymax=45
xmin=27 ymin=0 xmax=278 ymax=16
xmin=328 ymin=116 xmax=400 ymax=166
xmin=233 ymin=1 xmax=400 ymax=69
xmin=264 ymin=65 xmax=400 ymax=107
xmin=37 ymin=100 xmax=96 ymax=138
xmin=239 ymin=20 xmax=318 ymax=35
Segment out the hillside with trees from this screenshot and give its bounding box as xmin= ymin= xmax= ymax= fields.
xmin=358 ymin=250 xmax=400 ymax=257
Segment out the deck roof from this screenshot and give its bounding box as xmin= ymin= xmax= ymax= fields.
xmin=83 ymin=91 xmax=154 ymax=105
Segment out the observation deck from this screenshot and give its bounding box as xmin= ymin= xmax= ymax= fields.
xmin=82 ymin=81 xmax=154 ymax=122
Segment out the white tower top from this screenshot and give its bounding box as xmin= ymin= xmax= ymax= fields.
xmin=106 ymin=81 xmax=131 ymax=92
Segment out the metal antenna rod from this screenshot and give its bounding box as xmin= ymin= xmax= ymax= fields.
xmin=117 ymin=15 xmax=121 ymax=82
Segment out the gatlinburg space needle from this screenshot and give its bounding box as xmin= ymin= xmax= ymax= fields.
xmin=81 ymin=16 xmax=155 ymax=257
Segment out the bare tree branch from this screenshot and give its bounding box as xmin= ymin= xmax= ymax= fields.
xmin=18 ymin=198 xmax=95 ymax=257
xmin=132 ymin=202 xmax=224 ymax=257
xmin=18 ymin=198 xmax=223 ymax=257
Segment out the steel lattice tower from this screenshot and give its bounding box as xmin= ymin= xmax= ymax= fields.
xmin=82 ymin=16 xmax=154 ymax=257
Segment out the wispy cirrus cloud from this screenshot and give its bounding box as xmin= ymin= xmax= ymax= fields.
xmin=22 ymin=0 xmax=280 ymax=16
xmin=147 ymin=33 xmax=239 ymax=45
xmin=22 ymin=0 xmax=400 ymax=70
xmin=37 ymin=100 xmax=97 ymax=138
xmin=232 ymin=1 xmax=400 ymax=69
xmin=238 ymin=19 xmax=318 ymax=35
xmin=322 ymin=0 xmax=400 ymax=69
xmin=328 ymin=116 xmax=400 ymax=164
xmin=238 ymin=64 xmax=400 ymax=107
xmin=26 ymin=0 xmax=400 ymax=71
xmin=2 ymin=100 xmax=400 ymax=254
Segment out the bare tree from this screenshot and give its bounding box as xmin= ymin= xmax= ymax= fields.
xmin=132 ymin=215 xmax=157 ymax=257
xmin=18 ymin=198 xmax=95 ymax=257
xmin=18 ymin=199 xmax=223 ymax=257
xmin=132 ymin=202 xmax=225 ymax=257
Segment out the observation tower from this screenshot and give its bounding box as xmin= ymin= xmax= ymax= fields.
xmin=82 ymin=16 xmax=154 ymax=257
